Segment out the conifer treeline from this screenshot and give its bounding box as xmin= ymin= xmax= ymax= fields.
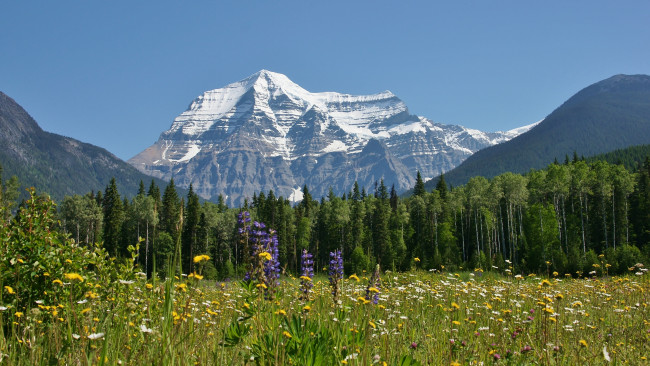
xmin=43 ymin=157 xmax=650 ymax=277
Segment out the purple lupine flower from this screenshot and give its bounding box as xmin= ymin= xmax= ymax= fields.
xmin=365 ymin=264 xmax=382 ymax=304
xmin=238 ymin=211 xmax=281 ymax=300
xmin=328 ymin=249 xmax=344 ymax=302
xmin=299 ymin=249 xmax=314 ymax=301
xmin=262 ymin=231 xmax=281 ymax=300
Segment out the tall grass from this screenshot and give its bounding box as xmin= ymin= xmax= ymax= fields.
xmin=1 ymin=266 xmax=648 ymax=365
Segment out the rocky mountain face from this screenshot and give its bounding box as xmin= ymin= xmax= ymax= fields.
xmin=0 ymin=91 xmax=171 ymax=201
xmin=129 ymin=70 xmax=533 ymax=206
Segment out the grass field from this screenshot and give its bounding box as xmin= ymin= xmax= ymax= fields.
xmin=1 ymin=264 xmax=648 ymax=365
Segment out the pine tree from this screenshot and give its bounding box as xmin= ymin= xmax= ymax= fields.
xmin=414 ymin=171 xmax=426 ymax=197
xmin=182 ymin=185 xmax=201 ymax=273
xmin=102 ymin=178 xmax=124 ymax=257
xmin=138 ymin=180 xmax=146 ymax=196
xmin=161 ymin=179 xmax=181 ymax=244
xmin=436 ymin=173 xmax=448 ymax=201
xmin=373 ymin=180 xmax=392 ymax=266
xmin=390 ymin=184 xmax=398 ymax=212
xmin=299 ymin=185 xmax=314 ymax=218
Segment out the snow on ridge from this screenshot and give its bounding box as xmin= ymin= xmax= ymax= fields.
xmin=321 ymin=140 xmax=348 ymax=153
xmin=501 ymin=119 xmax=542 ymax=136
xmin=172 ymin=143 xmax=201 ymax=162
xmin=387 ymin=121 xmax=428 ymax=135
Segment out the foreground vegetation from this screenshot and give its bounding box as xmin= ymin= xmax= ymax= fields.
xmin=1 ymin=191 xmax=649 ymax=365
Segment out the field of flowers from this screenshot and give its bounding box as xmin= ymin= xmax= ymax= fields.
xmin=1 ymin=260 xmax=648 ymax=365
xmin=1 ymin=196 xmax=649 ymax=365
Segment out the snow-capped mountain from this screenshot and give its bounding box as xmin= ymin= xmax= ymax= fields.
xmin=129 ymin=70 xmax=535 ymax=206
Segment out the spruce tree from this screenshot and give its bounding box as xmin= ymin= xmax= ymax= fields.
xmin=436 ymin=173 xmax=448 ymax=201
xmin=414 ymin=171 xmax=426 ymax=197
xmin=161 ymin=179 xmax=181 ymax=244
xmin=138 ymin=180 xmax=146 ymax=196
xmin=299 ymin=185 xmax=313 ymax=218
xmin=372 ymin=180 xmax=392 ymax=266
xmin=102 ymin=178 xmax=124 ymax=257
xmin=182 ymin=185 xmax=201 ymax=273
xmin=390 ymin=184 xmax=399 ymax=212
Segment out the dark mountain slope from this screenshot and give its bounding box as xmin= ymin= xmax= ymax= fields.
xmin=426 ymin=74 xmax=650 ymax=189
xmin=0 ymin=91 xmax=171 ymax=200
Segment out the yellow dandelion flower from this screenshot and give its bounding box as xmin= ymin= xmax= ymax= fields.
xmin=258 ymin=252 xmax=272 ymax=261
xmin=81 ymin=308 xmax=91 ymax=314
xmin=452 ymin=320 xmax=461 ymax=326
xmin=4 ymin=286 xmax=15 ymax=294
xmin=549 ymin=317 xmax=556 ymax=323
xmin=302 ymin=305 xmax=311 ymax=312
xmin=414 ymin=257 xmax=421 ymax=262
xmin=274 ymin=309 xmax=287 ymax=316
xmin=369 ymin=321 xmax=376 ymax=329
xmin=357 ymin=297 xmax=370 ymax=304
xmin=540 ymin=279 xmax=552 ymax=287
xmin=579 ymin=339 xmax=588 ymax=348
xmin=283 ymin=331 xmax=292 ymax=338
xmin=369 ymin=287 xmax=380 ymax=293
xmin=451 ymin=302 xmax=460 ymax=309
xmin=146 ymin=283 xmax=153 ymax=289
xmin=193 ymin=254 xmax=210 ymax=263
xmin=15 ymin=312 xmax=24 ymax=318
xmin=64 ymin=273 xmax=84 ymax=282
xmin=348 ymin=274 xmax=360 ymax=282
xmin=300 ymin=276 xmax=312 ymax=282
xmin=191 ymin=272 xmax=203 ymax=280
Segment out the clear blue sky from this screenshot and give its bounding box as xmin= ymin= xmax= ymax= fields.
xmin=2 ymin=1 xmax=649 ymax=160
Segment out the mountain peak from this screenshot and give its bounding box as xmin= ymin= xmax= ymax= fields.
xmin=130 ymin=71 xmax=533 ymax=205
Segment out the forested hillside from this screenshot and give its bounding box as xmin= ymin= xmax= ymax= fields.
xmin=426 ymin=74 xmax=650 ymax=189
xmin=0 ymin=91 xmax=173 ymax=201
xmin=585 ymin=144 xmax=650 ymax=171
xmin=5 ymin=152 xmax=648 ymax=279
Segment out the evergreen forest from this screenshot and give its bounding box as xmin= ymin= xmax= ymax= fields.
xmin=2 ymin=153 xmax=650 ymax=279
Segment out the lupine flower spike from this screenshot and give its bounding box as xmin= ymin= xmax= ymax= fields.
xmin=300 ymin=249 xmax=314 ymax=301
xmin=329 ymin=249 xmax=344 ymax=303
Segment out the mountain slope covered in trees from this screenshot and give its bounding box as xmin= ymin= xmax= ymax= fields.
xmin=0 ymin=91 xmax=172 ymax=200
xmin=425 ymin=74 xmax=650 ymax=189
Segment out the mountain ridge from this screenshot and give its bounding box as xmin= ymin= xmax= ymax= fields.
xmin=129 ymin=70 xmax=534 ymax=205
xmin=0 ymin=91 xmax=173 ymax=201
xmin=422 ymin=73 xmax=650 ymax=189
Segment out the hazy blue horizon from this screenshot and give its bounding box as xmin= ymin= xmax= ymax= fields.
xmin=1 ymin=1 xmax=649 ymax=160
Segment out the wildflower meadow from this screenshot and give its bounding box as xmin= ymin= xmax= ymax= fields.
xmin=1 ymin=191 xmax=649 ymax=365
